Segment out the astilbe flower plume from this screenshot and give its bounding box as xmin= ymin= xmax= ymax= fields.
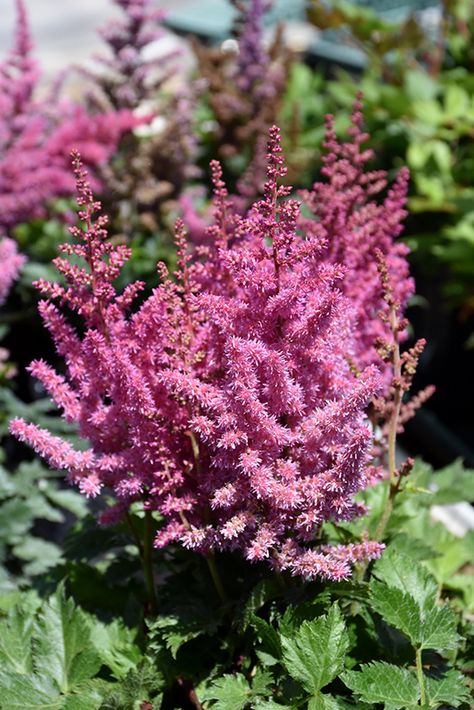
xmin=79 ymin=0 xmax=198 ymax=235
xmin=10 ymin=125 xmax=406 ymax=581
xmin=193 ymin=0 xmax=291 ymax=197
xmin=0 ymin=237 xmax=24 ymax=306
xmin=300 ymin=96 xmax=414 ymax=380
xmin=0 ymin=0 xmax=137 ymax=233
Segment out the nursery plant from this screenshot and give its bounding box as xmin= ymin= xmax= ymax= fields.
xmin=0 ymin=1 xmax=472 ymax=708
xmin=1 ymin=96 xmax=471 ymax=707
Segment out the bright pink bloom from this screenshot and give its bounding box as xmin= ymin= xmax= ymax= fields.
xmin=11 ymin=121 xmax=407 ymax=579
xmin=0 ymin=236 xmax=24 ymax=305
xmin=300 ymin=97 xmax=413 ymax=378
xmin=0 ymin=0 xmax=136 ymax=232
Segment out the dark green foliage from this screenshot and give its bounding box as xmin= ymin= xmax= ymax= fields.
xmin=0 ymin=460 xmax=471 ymax=708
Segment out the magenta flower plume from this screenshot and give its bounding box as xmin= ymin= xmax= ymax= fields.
xmin=84 ymin=0 xmax=180 ymax=111
xmin=0 ymin=0 xmax=137 ymax=232
xmin=300 ymin=96 xmax=414 ymax=379
xmin=0 ymin=236 xmax=24 ymax=305
xmin=11 ymin=126 xmax=398 ymax=581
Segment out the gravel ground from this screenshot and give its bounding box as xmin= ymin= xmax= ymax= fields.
xmin=0 ymin=0 xmax=196 ymax=79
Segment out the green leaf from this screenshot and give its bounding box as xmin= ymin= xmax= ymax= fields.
xmin=99 ymin=658 xmax=163 ymax=710
xmin=372 ymin=549 xmax=438 ymax=612
xmin=88 ymin=618 xmax=142 ymax=680
xmin=405 ymin=70 xmax=437 ymax=102
xmin=280 ymin=604 xmax=349 ymax=694
xmin=250 ymin=670 xmax=273 ymax=697
xmin=45 ymin=488 xmax=88 ymax=518
xmin=370 ymin=580 xmax=461 ymax=651
xmin=148 ymin=601 xmax=219 ymax=659
xmin=425 ymin=668 xmax=471 ymax=707
xmin=308 ymin=693 xmax=342 ymax=710
xmin=34 ymin=585 xmax=102 ymax=694
xmin=12 ymin=537 xmax=62 ymax=576
xmin=202 ymin=674 xmax=252 ymax=710
xmin=253 ymin=701 xmax=292 ymax=710
xmin=370 ymin=581 xmax=421 ymax=644
xmin=237 ymin=579 xmax=280 ymax=631
xmin=342 ymin=662 xmax=420 ymax=708
xmin=251 ymin=615 xmax=282 ymax=664
xmin=0 ymin=671 xmax=63 ymax=709
xmin=0 ymin=606 xmax=34 ymax=674
xmin=418 ymin=604 xmax=461 ymax=652
xmin=444 ymin=85 xmax=470 ymax=119
xmin=429 ymin=460 xmax=474 ymax=504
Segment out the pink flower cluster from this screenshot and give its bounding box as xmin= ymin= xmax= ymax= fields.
xmin=0 ymin=0 xmax=137 ymax=232
xmin=300 ymin=98 xmax=414 ymax=377
xmin=11 ymin=114 xmax=413 ymax=580
xmin=82 ymin=0 xmax=180 ymax=111
xmin=0 ymin=237 xmax=24 ymax=305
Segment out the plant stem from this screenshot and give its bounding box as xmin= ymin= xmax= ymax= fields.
xmin=206 ymin=552 xmax=227 ymax=604
xmin=143 ymin=509 xmax=158 ymax=615
xmin=125 ymin=511 xmax=144 ymax=557
xmin=416 ymin=647 xmax=426 ymax=706
xmin=374 ymin=304 xmax=403 ymax=542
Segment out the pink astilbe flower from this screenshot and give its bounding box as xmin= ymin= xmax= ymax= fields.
xmin=0 ymin=236 xmax=24 ymax=305
xmin=300 ymin=96 xmax=414 ymax=378
xmin=82 ymin=0 xmax=180 ymax=111
xmin=10 ymin=127 xmax=400 ymax=581
xmin=0 ymin=0 xmax=137 ymax=232
xmin=77 ymin=0 xmax=198 ymax=234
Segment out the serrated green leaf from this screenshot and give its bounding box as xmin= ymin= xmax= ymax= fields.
xmin=342 ymin=662 xmax=420 ymax=708
xmin=418 ymin=604 xmax=461 ymax=651
xmin=308 ymin=692 xmax=342 ymax=710
xmin=250 ymin=669 xmax=274 ymax=697
xmin=370 ymin=581 xmax=421 ymax=644
xmin=0 ymin=606 xmax=34 ymax=674
xmin=425 ymin=668 xmax=471 ymax=707
xmin=237 ymin=579 xmax=280 ymax=632
xmin=148 ymin=601 xmax=219 ymax=659
xmin=253 ymin=701 xmax=292 ymax=710
xmin=88 ymin=618 xmax=142 ymax=680
xmin=98 ymin=658 xmax=163 ymax=710
xmin=280 ymin=604 xmax=349 ymax=694
xmin=34 ymin=585 xmax=102 ymax=694
xmin=202 ymin=674 xmax=252 ymax=710
xmin=370 ymin=580 xmax=461 ymax=652
xmin=0 ymin=670 xmax=63 ymax=709
xmin=251 ymin=615 xmax=282 ymax=663
xmin=372 ymin=549 xmax=438 ymax=612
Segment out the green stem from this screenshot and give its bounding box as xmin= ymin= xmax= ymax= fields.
xmin=125 ymin=511 xmax=144 ymax=557
xmin=416 ymin=647 xmax=426 ymax=706
xmin=143 ymin=509 xmax=158 ymax=615
xmin=206 ymin=553 xmax=227 ymax=604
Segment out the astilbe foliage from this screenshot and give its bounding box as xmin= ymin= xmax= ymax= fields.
xmin=10 ymin=119 xmax=421 ymax=581
xmin=0 ymin=0 xmax=136 ymax=233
